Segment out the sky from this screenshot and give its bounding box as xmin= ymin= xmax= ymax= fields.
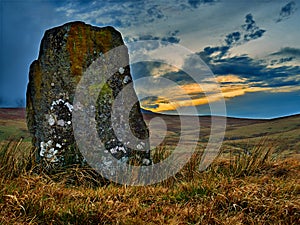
xmin=0 ymin=0 xmax=300 ymax=118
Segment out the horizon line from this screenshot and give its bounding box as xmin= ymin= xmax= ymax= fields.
xmin=0 ymin=107 xmax=299 ymax=121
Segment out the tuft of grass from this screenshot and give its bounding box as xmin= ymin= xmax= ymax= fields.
xmin=229 ymin=138 xmax=276 ymax=177
xmin=0 ymin=137 xmax=35 ymax=179
xmin=0 ymin=138 xmax=299 ymax=224
xmin=151 ymin=144 xmax=173 ymax=164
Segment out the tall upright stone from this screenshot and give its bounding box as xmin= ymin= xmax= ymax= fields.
xmin=26 ymin=21 xmax=151 ymax=171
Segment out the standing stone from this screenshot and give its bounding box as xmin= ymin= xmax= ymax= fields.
xmin=26 ymin=21 xmax=151 ymax=171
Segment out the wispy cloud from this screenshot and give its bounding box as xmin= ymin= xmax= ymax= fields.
xmin=263 ymin=47 xmax=300 ymax=67
xmin=270 ymin=47 xmax=300 ymax=58
xmin=126 ymin=32 xmax=181 ymax=45
xmin=55 ymin=1 xmax=189 ymax=29
xmin=276 ymin=1 xmax=297 ymax=23
xmin=151 ymin=64 xmax=180 ymax=78
xmin=187 ymin=0 xmax=219 ymax=9
xmin=197 ymin=13 xmax=266 ymax=60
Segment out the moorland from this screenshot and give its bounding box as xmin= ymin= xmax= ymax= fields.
xmin=0 ymin=108 xmax=299 ymax=224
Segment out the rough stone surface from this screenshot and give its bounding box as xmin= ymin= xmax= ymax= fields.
xmin=26 ymin=21 xmax=151 ymax=170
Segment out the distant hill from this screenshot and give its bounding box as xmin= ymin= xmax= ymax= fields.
xmin=141 ymin=110 xmax=300 ymax=157
xmin=0 ymin=108 xmax=28 ymax=141
xmin=0 ymin=108 xmax=299 ymax=157
xmin=0 ymin=108 xmax=25 ymax=120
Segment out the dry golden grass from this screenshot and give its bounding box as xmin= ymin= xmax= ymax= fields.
xmin=0 ymin=139 xmax=299 ymax=224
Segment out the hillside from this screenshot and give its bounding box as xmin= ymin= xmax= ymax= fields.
xmin=143 ymin=111 xmax=300 ymax=158
xmin=0 ymin=108 xmax=29 ymax=142
xmin=1 ymin=108 xmax=299 ymax=157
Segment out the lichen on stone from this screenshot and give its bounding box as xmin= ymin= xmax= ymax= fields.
xmin=26 ymin=21 xmax=151 ymax=173
xmin=40 ymin=140 xmax=59 ymax=163
xmin=48 ymin=114 xmax=55 ymax=126
xmin=118 ymin=67 xmax=125 ymax=74
xmin=123 ymin=75 xmax=131 ymax=84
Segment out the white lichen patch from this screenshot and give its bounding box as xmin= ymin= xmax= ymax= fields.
xmin=56 ymin=143 xmax=62 ymax=148
xmin=48 ymin=148 xmax=58 ymax=156
xmin=123 ymin=75 xmax=130 ymax=84
xmin=50 ymin=99 xmax=73 ymax=112
xmin=51 ymin=99 xmax=64 ymax=110
xmin=142 ymin=158 xmax=151 ymax=165
xmin=104 ymin=160 xmax=112 ymax=167
xmin=136 ymin=144 xmax=143 ymax=150
xmin=119 ymin=67 xmax=125 ymax=74
xmin=48 ymin=114 xmax=55 ymax=126
xmin=40 ymin=140 xmax=59 ymax=163
xmin=118 ymin=146 xmax=126 ymax=153
xmin=57 ymin=119 xmax=65 ymax=127
xmin=40 ymin=140 xmax=53 ymax=153
xmin=110 ymin=147 xmax=118 ymax=154
xmin=64 ymin=102 xmax=73 ymax=112
xmin=110 ymin=146 xmax=127 ymax=154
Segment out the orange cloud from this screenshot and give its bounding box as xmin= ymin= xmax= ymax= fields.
xmin=140 ymin=74 xmax=300 ymax=113
xmin=215 ymin=74 xmax=247 ymax=83
xmin=268 ymin=85 xmax=300 ymax=93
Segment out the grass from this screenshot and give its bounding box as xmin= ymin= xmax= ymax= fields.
xmin=221 ymin=115 xmax=300 ymax=157
xmin=0 ymin=138 xmax=34 ymax=180
xmin=0 ymin=139 xmax=299 ymax=224
xmin=0 ymin=121 xmax=30 ymax=142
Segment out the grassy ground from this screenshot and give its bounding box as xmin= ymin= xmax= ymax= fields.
xmin=0 ymin=139 xmax=299 ymax=224
xmin=0 ymin=109 xmax=30 ymax=142
xmin=0 ymin=109 xmax=299 ymax=224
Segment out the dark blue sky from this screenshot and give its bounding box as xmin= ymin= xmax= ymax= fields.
xmin=1 ymin=0 xmax=299 ymax=118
